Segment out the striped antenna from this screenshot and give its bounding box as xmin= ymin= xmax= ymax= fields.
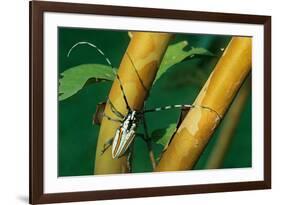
xmin=143 ymin=104 xmax=194 ymax=113
xmin=143 ymin=104 xmax=222 ymax=120
xmin=67 ymin=41 xmax=131 ymax=110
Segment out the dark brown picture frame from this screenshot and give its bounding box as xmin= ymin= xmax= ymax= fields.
xmin=30 ymin=0 xmax=271 ymax=204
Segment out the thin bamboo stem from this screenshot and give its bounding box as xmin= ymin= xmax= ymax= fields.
xmin=147 ymin=141 xmax=157 ymax=170
xmin=205 ymin=78 xmax=251 ymax=169
xmin=142 ymin=112 xmax=157 ymax=170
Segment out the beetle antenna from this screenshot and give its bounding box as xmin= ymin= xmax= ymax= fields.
xmin=67 ymin=41 xmax=131 ymax=110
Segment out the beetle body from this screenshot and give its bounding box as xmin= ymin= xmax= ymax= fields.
xmin=112 ymin=111 xmax=138 ymax=158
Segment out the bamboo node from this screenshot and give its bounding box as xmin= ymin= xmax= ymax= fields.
xmin=193 ymin=104 xmax=222 ymax=121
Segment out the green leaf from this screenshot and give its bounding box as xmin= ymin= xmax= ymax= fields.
xmin=155 ymin=41 xmax=215 ymax=82
xmin=151 ymin=123 xmax=177 ymax=147
xmin=59 ymin=64 xmax=116 ymax=101
xmin=59 ymin=42 xmax=215 ymax=101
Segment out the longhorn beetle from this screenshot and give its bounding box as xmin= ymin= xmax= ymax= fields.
xmin=68 ymin=41 xmax=221 ymax=169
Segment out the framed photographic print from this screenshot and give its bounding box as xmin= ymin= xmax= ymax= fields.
xmin=30 ymin=0 xmax=271 ymax=204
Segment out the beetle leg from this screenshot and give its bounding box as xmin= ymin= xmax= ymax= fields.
xmin=126 ymin=151 xmax=132 ymax=173
xmin=103 ymin=113 xmax=122 ymax=123
xmin=126 ymin=144 xmax=134 ymax=173
xmin=108 ymin=99 xmax=125 ymax=119
xmin=100 ymin=137 xmax=114 ymax=155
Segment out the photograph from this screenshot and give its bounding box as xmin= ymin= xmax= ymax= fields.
xmin=58 ymin=28 xmax=252 ymax=176
xmin=29 ymin=1 xmax=271 ymax=203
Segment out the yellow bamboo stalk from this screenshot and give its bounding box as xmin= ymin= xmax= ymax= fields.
xmin=156 ymin=37 xmax=252 ymax=172
xmin=95 ymin=32 xmax=173 ymax=175
xmin=205 ymin=78 xmax=251 ymax=169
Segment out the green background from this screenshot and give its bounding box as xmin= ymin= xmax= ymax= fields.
xmin=58 ymin=28 xmax=252 ymax=176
